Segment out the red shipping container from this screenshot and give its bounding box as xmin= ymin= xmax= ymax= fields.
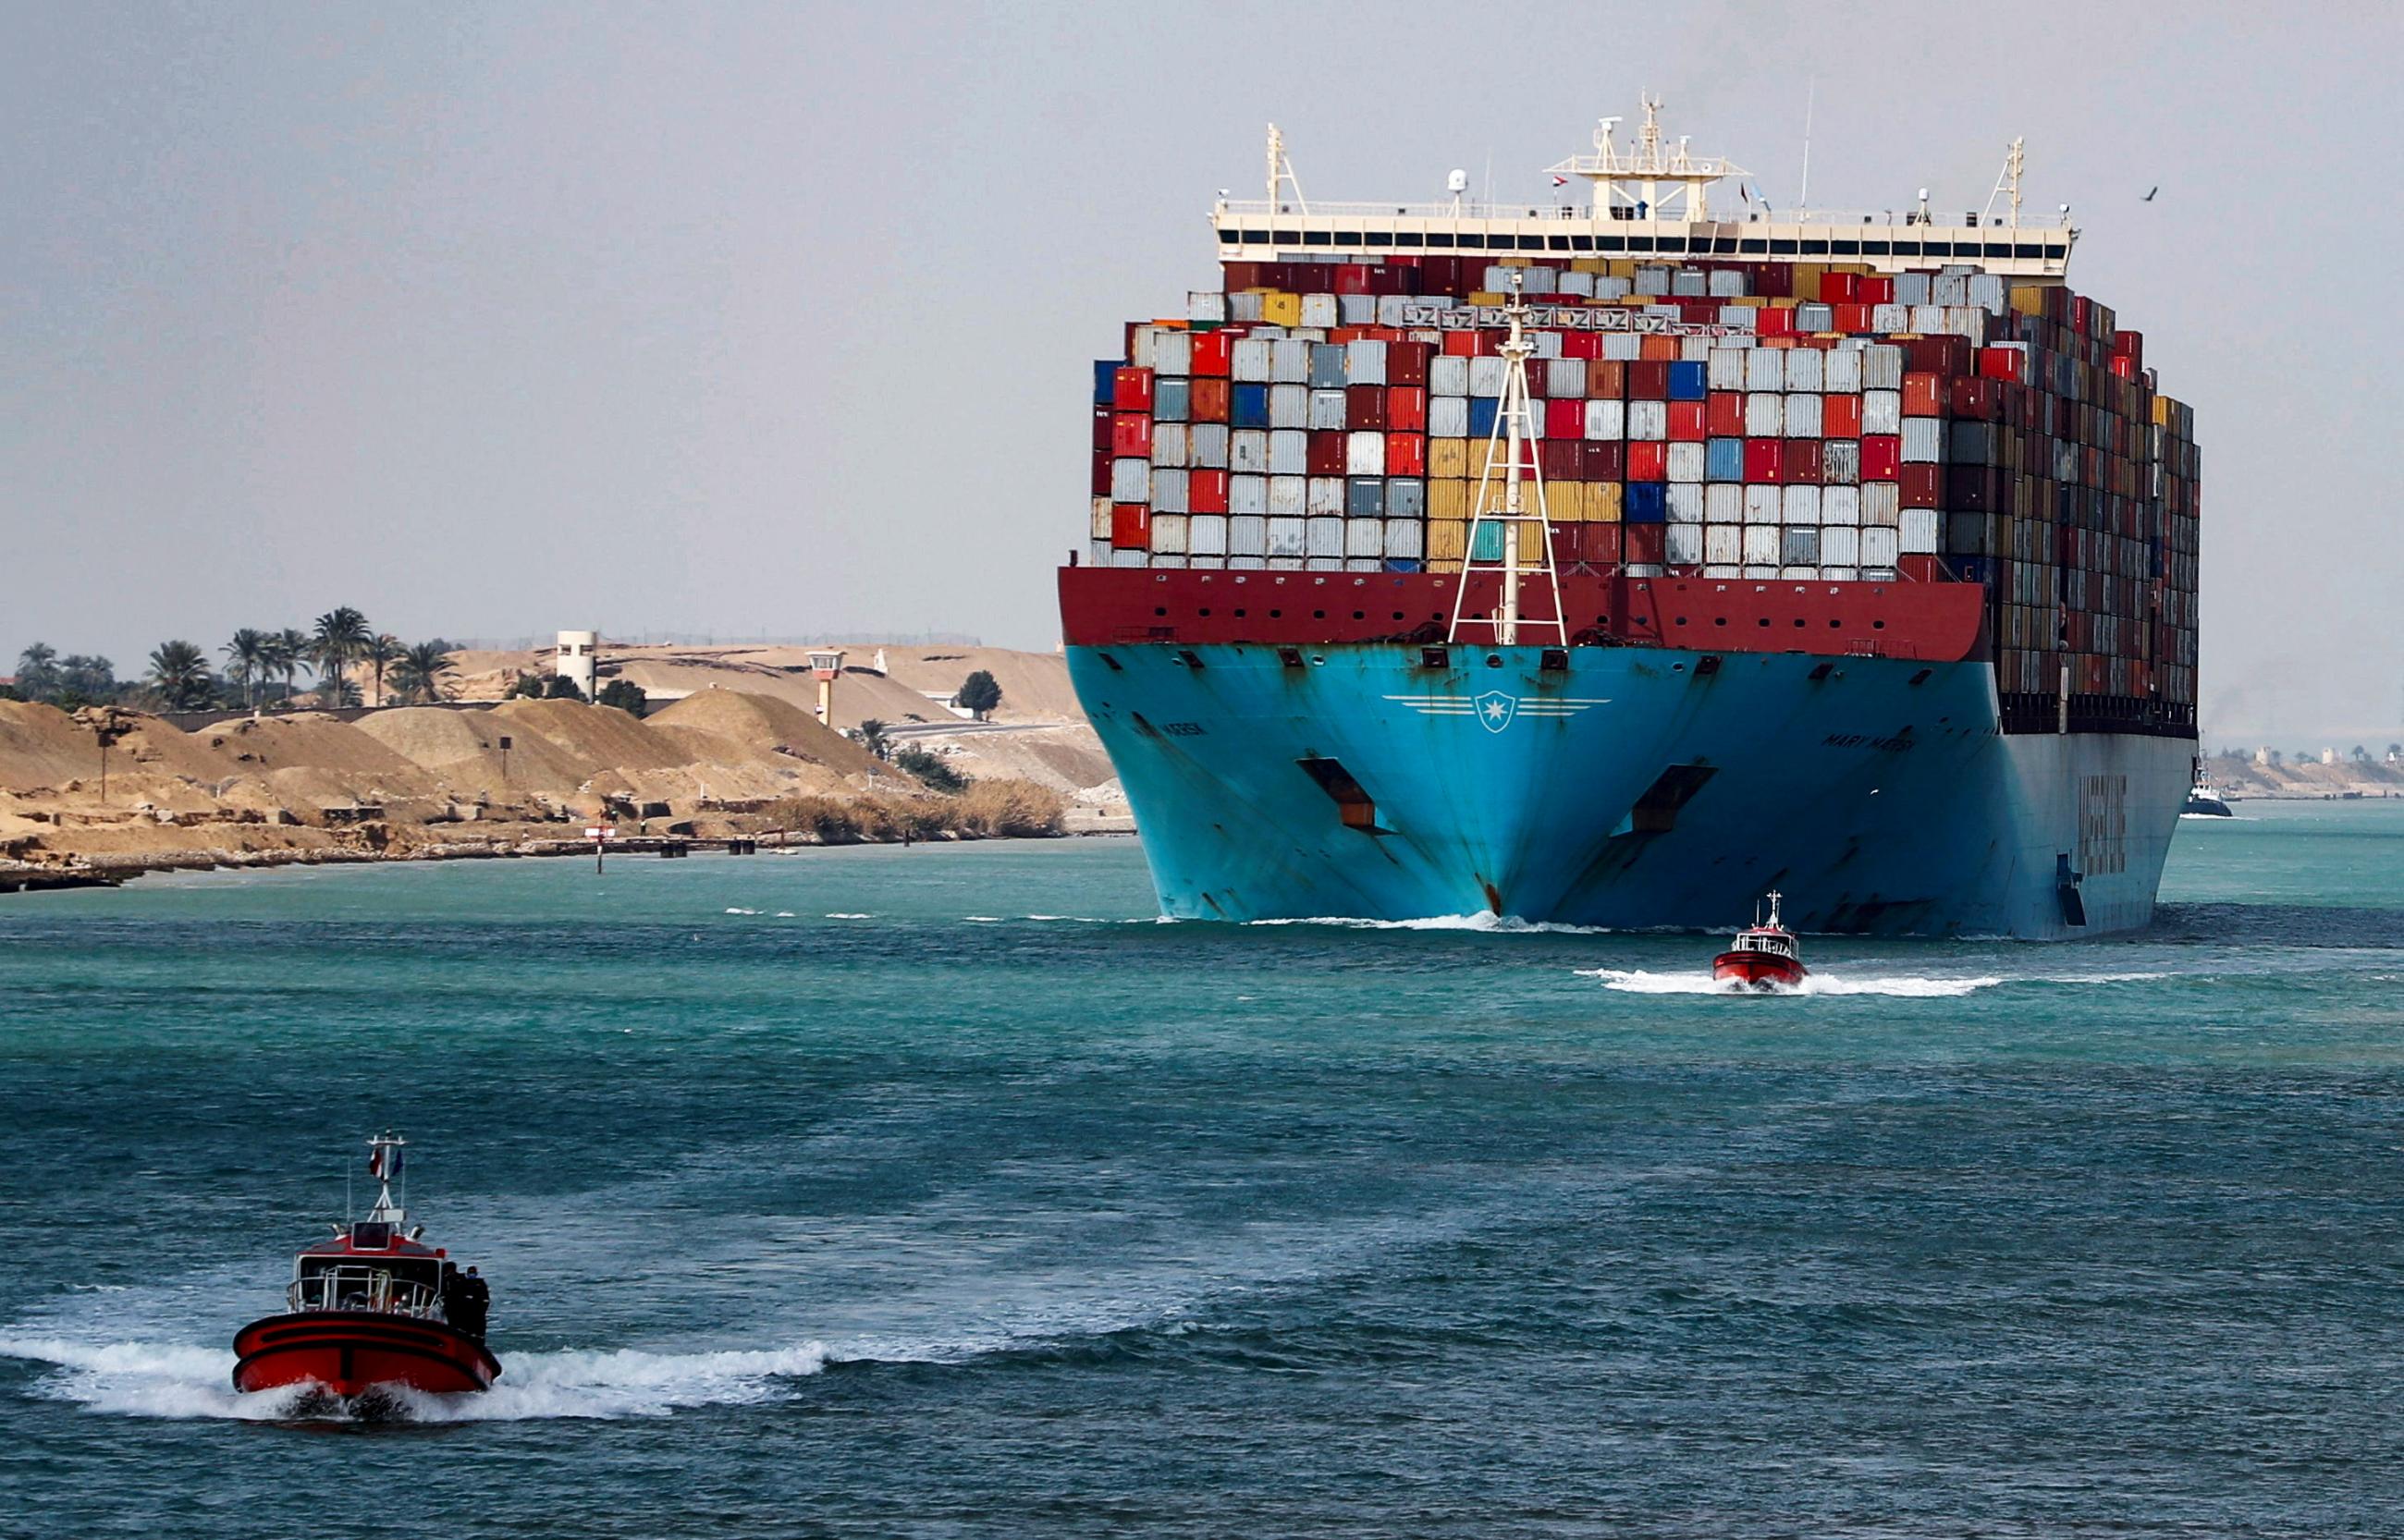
xmin=1524 ymin=364 xmax=1549 ymax=400
xmin=1900 ymin=373 xmax=1944 ymax=417
xmin=1898 ymin=556 xmax=1942 ymax=583
xmin=1756 ymin=305 xmax=1797 ymax=337
xmin=1387 ymin=386 xmax=1427 ymax=432
xmin=1388 ymin=342 xmax=1432 ymax=386
xmin=1668 ymin=400 xmax=1709 ymax=442
xmin=1332 ymin=265 xmax=1371 ymax=296
xmin=1976 ymin=346 xmax=2024 ymax=384
xmin=1112 ymin=413 xmax=1153 ymax=457
xmin=1744 ymin=437 xmax=1787 ymax=483
xmin=1222 ymin=263 xmax=1266 ymax=290
xmin=1834 ymin=302 xmax=1875 ymax=334
xmin=1900 ymin=335 xmax=1972 ymax=377
xmin=1625 ymin=524 xmax=1666 ymax=564
xmin=1560 ymin=331 xmax=1601 ymax=360
xmin=1111 ymin=505 xmax=1150 ymax=548
xmin=1860 ymin=435 xmax=1902 ymax=480
xmin=1387 ymin=434 xmax=1426 ymax=477
xmin=1349 ymin=385 xmax=1391 ymax=431
xmin=1784 ymin=439 xmax=1822 ymax=483
xmin=1114 ymin=366 xmax=1154 ymax=411
xmin=1900 ymin=464 xmax=1944 ymax=507
xmin=1581 ymin=523 xmax=1625 ymax=565
xmin=1091 ymin=450 xmax=1113 ymax=496
xmin=1442 ymin=331 xmax=1480 ymax=358
xmin=1583 ymin=440 xmax=1626 ymax=480
xmin=1626 ymin=440 xmax=1670 ymax=482
xmin=1822 ymin=395 xmax=1863 ymax=439
xmin=1588 ymin=361 xmax=1627 ymax=398
xmin=1858 ymin=275 xmax=1895 ymax=305
xmin=1680 ymin=300 xmax=1719 ymax=325
xmin=1093 ymin=405 xmax=1115 ymax=450
xmin=1307 ymin=433 xmax=1347 ymax=476
xmin=2112 ymin=330 xmax=2143 ymax=371
xmin=1638 ymin=335 xmax=1681 ymax=362
xmin=1188 ymin=470 xmax=1230 ymax=514
xmin=1951 ymin=377 xmax=2005 ymax=421
xmin=1541 ymin=440 xmax=1583 ymax=480
xmin=1546 ymin=399 xmax=1586 ymax=438
xmin=1191 ymin=332 xmax=1233 ymax=377
xmin=1706 ymin=391 xmax=1746 ymax=436
xmin=1627 ymin=361 xmax=1671 ymax=399
xmin=1189 ymin=377 xmax=1232 ymax=422
xmin=1751 ymin=263 xmax=1793 ymax=299
xmin=1821 ymin=272 xmax=1858 ymax=303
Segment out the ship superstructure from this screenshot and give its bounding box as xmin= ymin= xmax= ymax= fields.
xmin=1061 ymin=106 xmax=2199 ymax=937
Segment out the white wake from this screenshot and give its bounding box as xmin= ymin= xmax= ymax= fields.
xmin=1247 ymin=913 xmax=1612 ymax=935
xmin=1580 ymin=969 xmax=2004 ymax=997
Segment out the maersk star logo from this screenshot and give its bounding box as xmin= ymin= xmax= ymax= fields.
xmin=1381 ymin=693 xmax=1611 ymax=731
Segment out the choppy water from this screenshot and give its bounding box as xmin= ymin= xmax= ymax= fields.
xmin=4 ymin=803 xmax=2403 ymax=1536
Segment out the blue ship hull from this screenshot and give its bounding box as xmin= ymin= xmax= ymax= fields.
xmin=1068 ymin=642 xmax=2189 ymax=938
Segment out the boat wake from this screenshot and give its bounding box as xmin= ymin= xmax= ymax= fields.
xmin=1248 ymin=913 xmax=1612 ymax=935
xmin=1580 ymin=969 xmax=2003 ymax=997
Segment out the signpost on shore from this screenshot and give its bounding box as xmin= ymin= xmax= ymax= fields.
xmin=586 ymin=825 xmax=617 ymax=873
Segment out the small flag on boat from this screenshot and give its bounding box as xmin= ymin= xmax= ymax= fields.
xmin=1550 ymin=175 xmax=1568 ymax=188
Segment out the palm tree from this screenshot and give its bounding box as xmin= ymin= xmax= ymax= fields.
xmin=222 ymin=629 xmax=270 ymax=709
xmin=146 ymin=641 xmax=215 ymax=710
xmin=309 ymin=608 xmax=370 ymax=706
xmin=391 ymin=641 xmax=457 ymax=703
xmin=270 ymin=629 xmax=308 ymax=703
xmin=16 ymin=642 xmax=59 ymax=699
xmin=362 ymin=633 xmax=404 ymax=707
xmin=856 ymin=718 xmax=892 ymax=760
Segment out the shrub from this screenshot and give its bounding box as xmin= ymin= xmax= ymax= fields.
xmin=893 ymin=745 xmax=969 ymax=793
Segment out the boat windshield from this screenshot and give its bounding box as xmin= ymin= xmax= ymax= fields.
xmin=1739 ymin=933 xmax=1795 ymax=957
xmin=291 ymin=1256 xmax=445 ymax=1318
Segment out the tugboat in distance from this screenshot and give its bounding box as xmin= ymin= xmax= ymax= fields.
xmin=1711 ymin=891 xmax=1809 ymax=992
xmin=2182 ymin=779 xmax=2234 ymax=817
xmin=232 ymin=1132 xmax=499 ymax=1411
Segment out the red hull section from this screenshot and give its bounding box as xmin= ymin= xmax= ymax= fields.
xmin=1059 ymin=566 xmax=1987 ymax=661
xmin=1711 ymin=950 xmax=1809 ymax=990
xmin=232 ymin=1311 xmax=499 ymax=1399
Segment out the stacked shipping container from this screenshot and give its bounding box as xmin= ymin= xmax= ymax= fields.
xmin=1088 ymin=253 xmax=2198 ymax=720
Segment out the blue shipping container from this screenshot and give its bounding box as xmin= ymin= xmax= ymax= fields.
xmin=1625 ymin=482 xmax=1669 ymax=523
xmin=1468 ymin=397 xmax=1501 ymax=438
xmin=1347 ymin=478 xmax=1386 ymax=518
xmin=1094 ymin=361 xmax=1119 ymax=406
xmin=1705 ymin=436 xmax=1745 ymax=482
xmin=1232 ymin=384 xmax=1271 ymax=430
xmin=1381 ymin=557 xmax=1425 ymax=574
xmin=1310 ymin=344 xmax=1349 ymax=388
xmin=1667 ymin=361 xmax=1709 ymax=400
xmin=1154 ymin=379 xmax=1190 ymax=423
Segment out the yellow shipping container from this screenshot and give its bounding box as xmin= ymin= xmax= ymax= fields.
xmin=1429 ymin=438 xmax=1472 ymax=480
xmin=1429 ymin=479 xmax=1473 ymax=520
xmin=1466 ymin=291 xmax=1504 ymax=306
xmin=2009 ymin=286 xmax=2047 ymax=317
xmin=1571 ymin=257 xmax=1608 ymax=274
xmin=1498 ymin=256 xmax=1532 ymax=268
xmin=1547 ymin=482 xmax=1586 ymax=522
xmin=1427 ymin=519 xmax=1470 ymax=561
xmin=1261 ymin=291 xmax=1302 ymax=326
xmin=1587 ymin=482 xmax=1624 ymax=522
xmin=1730 ymin=295 xmax=1767 ymax=309
xmin=1607 ymin=259 xmax=1637 ymax=278
xmin=1792 ymin=264 xmax=1824 ymax=301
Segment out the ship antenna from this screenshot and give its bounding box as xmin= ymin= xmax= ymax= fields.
xmin=1448 ymin=273 xmax=1565 ymax=649
xmin=1265 ymin=124 xmax=1306 ymax=214
xmin=1797 ymin=76 xmax=1815 ymax=210
xmin=1981 ymin=138 xmax=2026 ymax=227
xmin=364 ymin=1130 xmax=409 ymax=1226
xmin=1765 ymin=890 xmax=1783 ymax=929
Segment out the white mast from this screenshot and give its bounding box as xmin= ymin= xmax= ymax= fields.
xmin=1265 ymin=124 xmax=1306 ymax=214
xmin=1449 ymin=274 xmax=1564 ymax=648
xmin=364 ymin=1131 xmax=408 ymax=1225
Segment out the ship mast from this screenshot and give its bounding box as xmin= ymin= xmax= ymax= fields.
xmin=1449 ymin=274 xmax=1564 ymax=648
xmin=364 ymin=1131 xmax=408 ymax=1225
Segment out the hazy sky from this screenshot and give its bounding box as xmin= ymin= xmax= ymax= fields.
xmin=5 ymin=2 xmax=2399 ymax=743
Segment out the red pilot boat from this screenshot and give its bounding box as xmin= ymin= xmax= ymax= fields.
xmin=232 ymin=1132 xmax=500 ymax=1404
xmin=1711 ymin=891 xmax=1809 ymax=992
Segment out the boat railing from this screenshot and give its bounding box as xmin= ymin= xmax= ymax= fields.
xmin=288 ymin=1265 xmax=444 ymax=1320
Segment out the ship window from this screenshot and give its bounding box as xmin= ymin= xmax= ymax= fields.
xmin=1303 ymin=230 xmax=1332 ymax=246
xmin=1892 ymin=241 xmax=1921 ymax=257
xmin=1515 ymin=235 xmax=1546 ymax=251
xmin=1738 ymin=238 xmax=1767 ymax=254
xmin=1269 ymin=608 xmax=1282 ymax=618
xmin=1769 ymin=238 xmax=1798 ymax=255
xmin=1595 ymin=235 xmax=1625 ymax=251
xmin=1233 ymin=607 xmax=1246 ymax=617
xmin=1367 ymin=230 xmax=1393 ymax=248
xmin=1713 ymin=617 xmax=1726 ymax=626
xmin=1548 ymin=235 xmax=1571 ymax=251
xmin=1391 ymin=232 xmax=1420 ymax=247
xmin=1351 ymin=610 xmax=1364 ymax=619
xmin=1982 ymin=242 xmax=2009 ymax=259
xmin=1425 ymin=232 xmax=1453 ymax=248
xmin=1570 ymin=235 xmax=1594 ymax=251
xmin=1154 ymin=606 xmax=1168 ymax=617
xmin=1241 ymin=228 xmax=1269 ymax=244
xmin=1626 ymin=237 xmax=1655 ymax=251
xmin=1332 ymin=230 xmax=1362 ymax=247
xmin=1871 ymin=619 xmax=1885 ymax=629
xmin=1455 ymin=233 xmax=1485 ymax=249
xmin=1862 ymin=240 xmax=1890 ymax=255
xmin=1831 ymin=240 xmax=1860 ymax=256
xmin=2015 ymin=243 xmax=2042 ymax=260
xmin=1800 ymin=239 xmax=1829 ymax=255
xmin=1297 ymin=756 xmax=1380 ymax=832
xmin=1921 ymin=241 xmax=1953 ymax=257
xmin=1312 ymin=609 xmax=1326 ymax=619
xmin=1272 ymin=229 xmax=1299 ymax=243
xmin=1711 ymin=237 xmax=1739 ymax=254
xmin=1657 ymin=237 xmax=1687 ymax=253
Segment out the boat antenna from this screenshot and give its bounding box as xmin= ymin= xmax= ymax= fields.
xmin=1765 ymin=890 xmax=1785 ymax=929
xmin=364 ymin=1131 xmax=409 ymax=1225
xmin=1797 ymin=76 xmax=1815 ymax=210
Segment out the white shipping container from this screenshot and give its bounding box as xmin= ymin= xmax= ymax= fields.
xmin=1907 ymin=304 xmax=1946 ymax=334
xmin=1128 ymin=325 xmax=1159 ymax=369
xmin=1306 ymin=477 xmax=1343 ymax=517
xmin=1154 ymin=331 xmax=1193 ymax=376
xmin=1821 ymin=485 xmax=1861 ymax=526
xmin=1269 ymin=383 xmax=1306 ymax=430
xmin=1229 ymin=553 xmax=1267 ymax=569
xmin=1347 ymin=432 xmax=1386 ymax=476
xmin=1110 ymin=546 xmax=1147 ymax=568
xmin=1744 ymin=349 xmax=1785 ymax=392
xmin=1782 ymin=484 xmax=1821 ymax=525
xmin=1784 ymin=348 xmax=1824 ymax=391
xmin=1860 ymin=482 xmax=1901 ymax=525
xmin=1821 ymin=439 xmax=1860 ymax=484
xmin=1305 ymin=517 xmax=1345 ymax=558
xmin=1666 ymin=482 xmax=1705 ymax=521
xmin=1862 ymin=345 xmax=1906 ymax=390
xmin=1228 ymin=514 xmax=1269 ymax=555
xmin=1546 ymin=359 xmax=1588 ymax=397
xmin=1264 ymin=556 xmax=1304 ymax=570
xmin=1089 ymin=498 xmax=1113 ymax=539
xmin=1230 ymin=431 xmax=1269 ymax=474
xmin=1870 ymin=303 xmax=1909 ymax=333
xmin=1667 ymin=443 xmax=1706 ymax=484
xmin=1899 ymin=507 xmax=1940 ymax=554
xmin=1900 ymin=417 xmax=1945 ymax=463
xmin=1665 ymin=525 xmax=1705 ymax=565
xmin=1265 ymin=517 xmax=1306 ymax=557
xmin=1594 ymin=276 xmax=1633 ymax=300
xmin=1304 ymin=556 xmax=1343 ymax=572
xmin=1344 ymin=519 xmax=1385 ymax=558
xmin=1583 ymin=398 xmax=1625 ymax=440
xmin=1672 ymin=267 xmax=1708 ymax=299
xmin=1680 ymin=335 xmax=1713 ymax=362
xmin=1152 ymin=422 xmax=1189 ymax=468
xmin=1819 ymin=525 xmax=1860 ymax=567
xmin=1270 ymin=337 xmax=1311 ymax=384
xmin=1785 ymin=394 xmax=1823 ymax=438
xmin=1430 ymin=356 xmax=1470 ymax=397
xmin=1743 ymin=484 xmax=1781 ymax=525
xmin=1705 ymin=524 xmax=1744 ymax=563
xmin=1299 ymin=293 xmax=1339 ymax=329
xmin=1149 ymin=513 xmax=1189 ymax=553
xmin=1627 ymin=400 xmax=1669 ymax=440
xmin=1347 ymin=339 xmax=1388 ymax=385
xmin=1601 ymin=333 xmax=1642 ymax=361
xmin=1822 ymin=347 xmax=1862 ymax=393
xmin=1188 ymin=515 xmax=1228 ymax=556
xmin=1230 ymin=475 xmax=1268 ymax=516
xmin=1150 ymin=469 xmax=1188 ymax=513
xmin=1782 ymin=527 xmax=1820 ymax=565
xmin=1233 ymin=338 xmax=1272 ymax=383
xmin=1339 ymin=295 xmax=1374 ymax=326
xmin=1895 ymin=273 xmax=1932 ymax=306
xmin=1342 ymin=557 xmax=1382 ymax=573
xmin=1269 ymin=476 xmax=1307 ymax=518
xmin=1111 ymin=458 xmax=1150 ymax=502
xmin=1558 ymin=269 xmax=1596 ymax=298
xmin=1229 ymin=291 xmax=1265 ymax=324
xmin=1709 ymin=267 xmax=1748 ymax=298
xmin=1745 ymin=393 xmax=1785 ymax=436
xmin=1860 ymin=526 xmax=1900 ymax=566
xmin=1191 ymin=423 xmax=1230 ymax=469
xmin=1429 ymin=397 xmax=1470 ymax=437
xmin=1188 ymin=555 xmax=1226 ymax=570
xmin=1468 ymin=357 xmax=1507 ymax=397
xmin=1705 ymin=483 xmax=1743 ymax=521
xmin=1701 ymin=563 xmax=1742 ymax=579
xmin=1374 ymin=295 xmax=1409 ymax=327
xmin=1778 ymin=564 xmax=1818 ymax=581
xmin=1269 ymin=430 xmax=1306 ymax=475
xmin=1307 ymin=389 xmax=1347 ymax=431
xmin=1932 ymin=273 xmax=1969 ymax=307
xmin=1742 ymin=526 xmax=1782 ymax=564
xmin=1383 ymin=519 xmax=1424 ymax=559
xmin=1708 ymin=348 xmax=1748 ymax=390
xmin=1862 ymin=390 xmax=1903 ymax=434
xmin=1740 ymin=564 xmax=1779 ymax=580
xmin=1087 ymin=540 xmax=1114 ymax=566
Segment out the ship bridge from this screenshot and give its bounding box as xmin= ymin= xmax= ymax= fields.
xmin=1212 ymin=101 xmax=2073 ymax=281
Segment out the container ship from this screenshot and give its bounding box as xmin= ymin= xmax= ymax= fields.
xmin=1058 ymin=104 xmax=2200 ymax=937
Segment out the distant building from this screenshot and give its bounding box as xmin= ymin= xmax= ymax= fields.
xmin=2254 ymin=746 xmax=2275 ymax=766
xmin=557 ymin=630 xmax=598 ymax=697
xmin=2322 ymin=747 xmax=2338 ymax=765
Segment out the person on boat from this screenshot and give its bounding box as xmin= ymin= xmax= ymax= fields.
xmin=439 ymin=1261 xmax=463 ymax=1322
xmin=454 ymin=1267 xmax=491 ymax=1339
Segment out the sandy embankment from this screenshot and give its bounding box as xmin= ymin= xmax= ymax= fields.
xmin=0 ymin=690 xmax=1063 ymax=877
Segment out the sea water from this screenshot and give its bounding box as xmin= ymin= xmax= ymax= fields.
xmin=3 ymin=802 xmax=2402 ymax=1535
